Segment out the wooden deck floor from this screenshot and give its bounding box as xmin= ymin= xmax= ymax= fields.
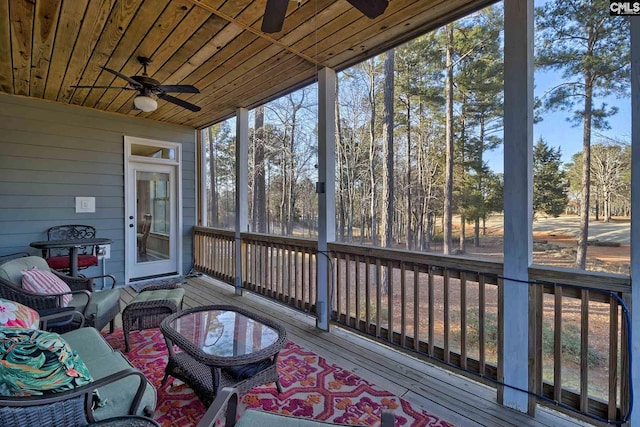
xmin=117 ymin=275 xmax=593 ymax=427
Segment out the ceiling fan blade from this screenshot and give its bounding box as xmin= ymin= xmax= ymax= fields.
xmin=71 ymin=85 xmax=136 ymax=90
xmin=158 ymin=93 xmax=201 ymax=112
xmin=101 ymin=66 xmax=143 ymax=88
xmin=156 ymin=84 xmax=200 ymax=94
xmin=346 ymin=0 xmax=389 ymax=19
xmin=261 ymin=0 xmax=288 ymax=33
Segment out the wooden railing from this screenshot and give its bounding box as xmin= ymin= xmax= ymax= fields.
xmin=193 ymin=226 xmax=632 ymax=423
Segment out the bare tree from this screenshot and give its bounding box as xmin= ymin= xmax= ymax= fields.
xmin=381 ymin=49 xmax=395 ymax=250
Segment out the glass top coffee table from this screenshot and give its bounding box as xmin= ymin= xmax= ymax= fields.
xmin=160 ymin=304 xmax=287 ymax=406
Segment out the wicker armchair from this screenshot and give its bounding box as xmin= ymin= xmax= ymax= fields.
xmin=0 ymin=326 xmax=158 ymax=427
xmin=0 ymin=369 xmax=154 ymax=427
xmin=0 ymin=256 xmax=120 ymax=333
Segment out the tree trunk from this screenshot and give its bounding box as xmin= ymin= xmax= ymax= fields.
xmin=381 ymin=49 xmax=395 ymax=250
xmin=368 ymin=62 xmax=378 ymax=246
xmin=443 ymin=24 xmax=454 ymax=255
xmin=252 ymin=106 xmax=266 ymax=233
xmin=405 ymin=98 xmax=412 ymax=250
xmin=336 ymin=78 xmax=346 ymax=241
xmin=576 ymin=76 xmax=593 ymax=269
xmin=208 ymin=127 xmax=218 ymax=227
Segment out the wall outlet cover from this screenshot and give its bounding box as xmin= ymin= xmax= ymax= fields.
xmin=75 ymin=196 xmax=96 ymax=213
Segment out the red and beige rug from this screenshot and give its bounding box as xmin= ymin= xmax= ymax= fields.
xmin=103 ymin=328 xmax=453 ymax=427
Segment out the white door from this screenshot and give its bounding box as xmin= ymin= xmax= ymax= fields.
xmin=126 ymin=161 xmax=179 ymax=281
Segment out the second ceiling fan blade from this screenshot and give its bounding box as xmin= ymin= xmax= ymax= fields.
xmin=261 ymin=0 xmax=288 ymax=33
xmin=101 ymin=66 xmax=143 ymax=88
xmin=346 ymin=0 xmax=389 ymax=19
xmin=157 ymin=84 xmax=200 ymax=94
xmin=158 ymin=93 xmax=201 ymax=112
xmin=71 ymin=85 xmax=136 ymax=90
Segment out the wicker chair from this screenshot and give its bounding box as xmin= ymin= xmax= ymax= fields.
xmin=0 ymin=323 xmax=158 ymax=427
xmin=0 ymin=256 xmax=120 ymax=333
xmin=0 ymin=368 xmax=157 ymax=427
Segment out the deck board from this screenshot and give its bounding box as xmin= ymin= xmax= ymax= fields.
xmin=116 ymin=276 xmax=592 ymax=427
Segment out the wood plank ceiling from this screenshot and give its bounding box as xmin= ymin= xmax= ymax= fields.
xmin=0 ymin=0 xmax=494 ymax=129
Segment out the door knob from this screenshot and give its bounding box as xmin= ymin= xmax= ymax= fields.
xmin=129 ymin=216 xmax=134 ymax=220
xmin=129 ymin=224 xmax=134 ymax=228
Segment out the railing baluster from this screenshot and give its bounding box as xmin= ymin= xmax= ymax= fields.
xmin=608 ymin=294 xmax=619 ymax=421
xmin=580 ymin=289 xmax=589 ymax=412
xmin=387 ymin=260 xmax=394 ymax=343
xmin=554 ymin=287 xmax=563 ymax=403
xmin=376 ymin=258 xmax=382 ymax=338
xmin=414 ymin=265 xmax=420 ymax=352
xmin=346 ymin=253 xmax=351 ymax=326
xmin=336 ymin=253 xmax=343 ymax=320
xmin=428 ymin=268 xmax=434 ymax=358
xmin=479 ymin=274 xmax=486 ymax=375
xmin=355 ymin=255 xmax=361 ymax=330
xmin=365 ymin=256 xmax=371 ymax=333
xmin=301 ymin=249 xmax=306 ymax=310
xmin=460 ymin=271 xmax=467 ymax=370
xmin=443 ymin=269 xmax=450 ymax=364
xmin=400 ymin=261 xmax=406 ymax=348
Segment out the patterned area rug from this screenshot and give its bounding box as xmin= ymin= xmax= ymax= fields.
xmin=103 ymin=328 xmax=453 ymax=427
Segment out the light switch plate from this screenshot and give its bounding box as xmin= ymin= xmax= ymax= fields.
xmin=75 ymin=196 xmax=96 ymax=213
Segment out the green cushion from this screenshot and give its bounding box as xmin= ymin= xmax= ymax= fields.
xmin=72 ymin=289 xmax=120 ymax=321
xmin=237 ymin=410 xmax=345 ymax=427
xmin=0 ymin=327 xmax=93 ymax=396
xmin=82 ymin=352 xmax=156 ymax=421
xmin=0 ymin=256 xmax=51 ymax=285
xmin=130 ymin=288 xmax=185 ymax=307
xmin=62 ymin=327 xmax=114 ymax=358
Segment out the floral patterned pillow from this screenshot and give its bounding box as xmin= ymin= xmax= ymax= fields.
xmin=0 ymin=299 xmax=39 ymax=329
xmin=0 ymin=327 xmax=93 ymax=396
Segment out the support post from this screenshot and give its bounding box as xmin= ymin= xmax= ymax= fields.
xmin=317 ymin=67 xmax=336 ymax=331
xmin=630 ymin=16 xmax=640 ymax=427
xmin=235 ymin=108 xmax=249 ymax=296
xmin=502 ymin=0 xmax=533 ymax=413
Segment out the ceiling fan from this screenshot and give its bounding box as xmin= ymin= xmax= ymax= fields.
xmin=71 ymin=56 xmax=201 ymax=112
xmin=261 ymin=0 xmax=389 ymax=33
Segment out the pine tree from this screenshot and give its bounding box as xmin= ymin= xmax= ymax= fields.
xmin=536 ymin=0 xmax=630 ymax=268
xmin=533 ymin=138 xmax=568 ymax=217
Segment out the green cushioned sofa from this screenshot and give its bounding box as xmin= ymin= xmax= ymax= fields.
xmin=0 ymin=325 xmax=157 ymax=426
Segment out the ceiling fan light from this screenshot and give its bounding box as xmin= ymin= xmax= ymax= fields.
xmin=134 ymin=95 xmax=157 ymax=112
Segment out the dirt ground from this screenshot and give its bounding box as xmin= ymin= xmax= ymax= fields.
xmin=460 ymin=219 xmax=631 ymax=274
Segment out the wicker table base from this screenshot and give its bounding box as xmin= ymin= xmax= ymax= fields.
xmin=122 ymin=285 xmax=185 ymax=352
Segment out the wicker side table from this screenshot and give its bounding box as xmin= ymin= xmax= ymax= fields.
xmin=123 ymin=284 xmax=185 ymax=352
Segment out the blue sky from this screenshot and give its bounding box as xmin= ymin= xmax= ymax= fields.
xmin=486 ymin=1 xmax=631 ymax=173
xmin=486 ymin=69 xmax=631 ymax=174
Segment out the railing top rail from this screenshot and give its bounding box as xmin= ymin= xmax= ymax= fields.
xmin=193 ymin=228 xmax=631 ymax=294
xmin=529 ymin=264 xmax=630 ymax=294
xmin=328 ymin=242 xmax=504 ymax=275
xmin=240 ymin=232 xmax=317 ymax=249
xmin=194 ymin=226 xmax=235 ymax=238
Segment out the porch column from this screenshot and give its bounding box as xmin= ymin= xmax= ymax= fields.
xmin=630 ymin=16 xmax=640 ymax=427
xmin=317 ymin=67 xmax=336 ymax=331
xmin=235 ymin=107 xmax=249 ymax=296
xmin=502 ymin=0 xmax=533 ymax=413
